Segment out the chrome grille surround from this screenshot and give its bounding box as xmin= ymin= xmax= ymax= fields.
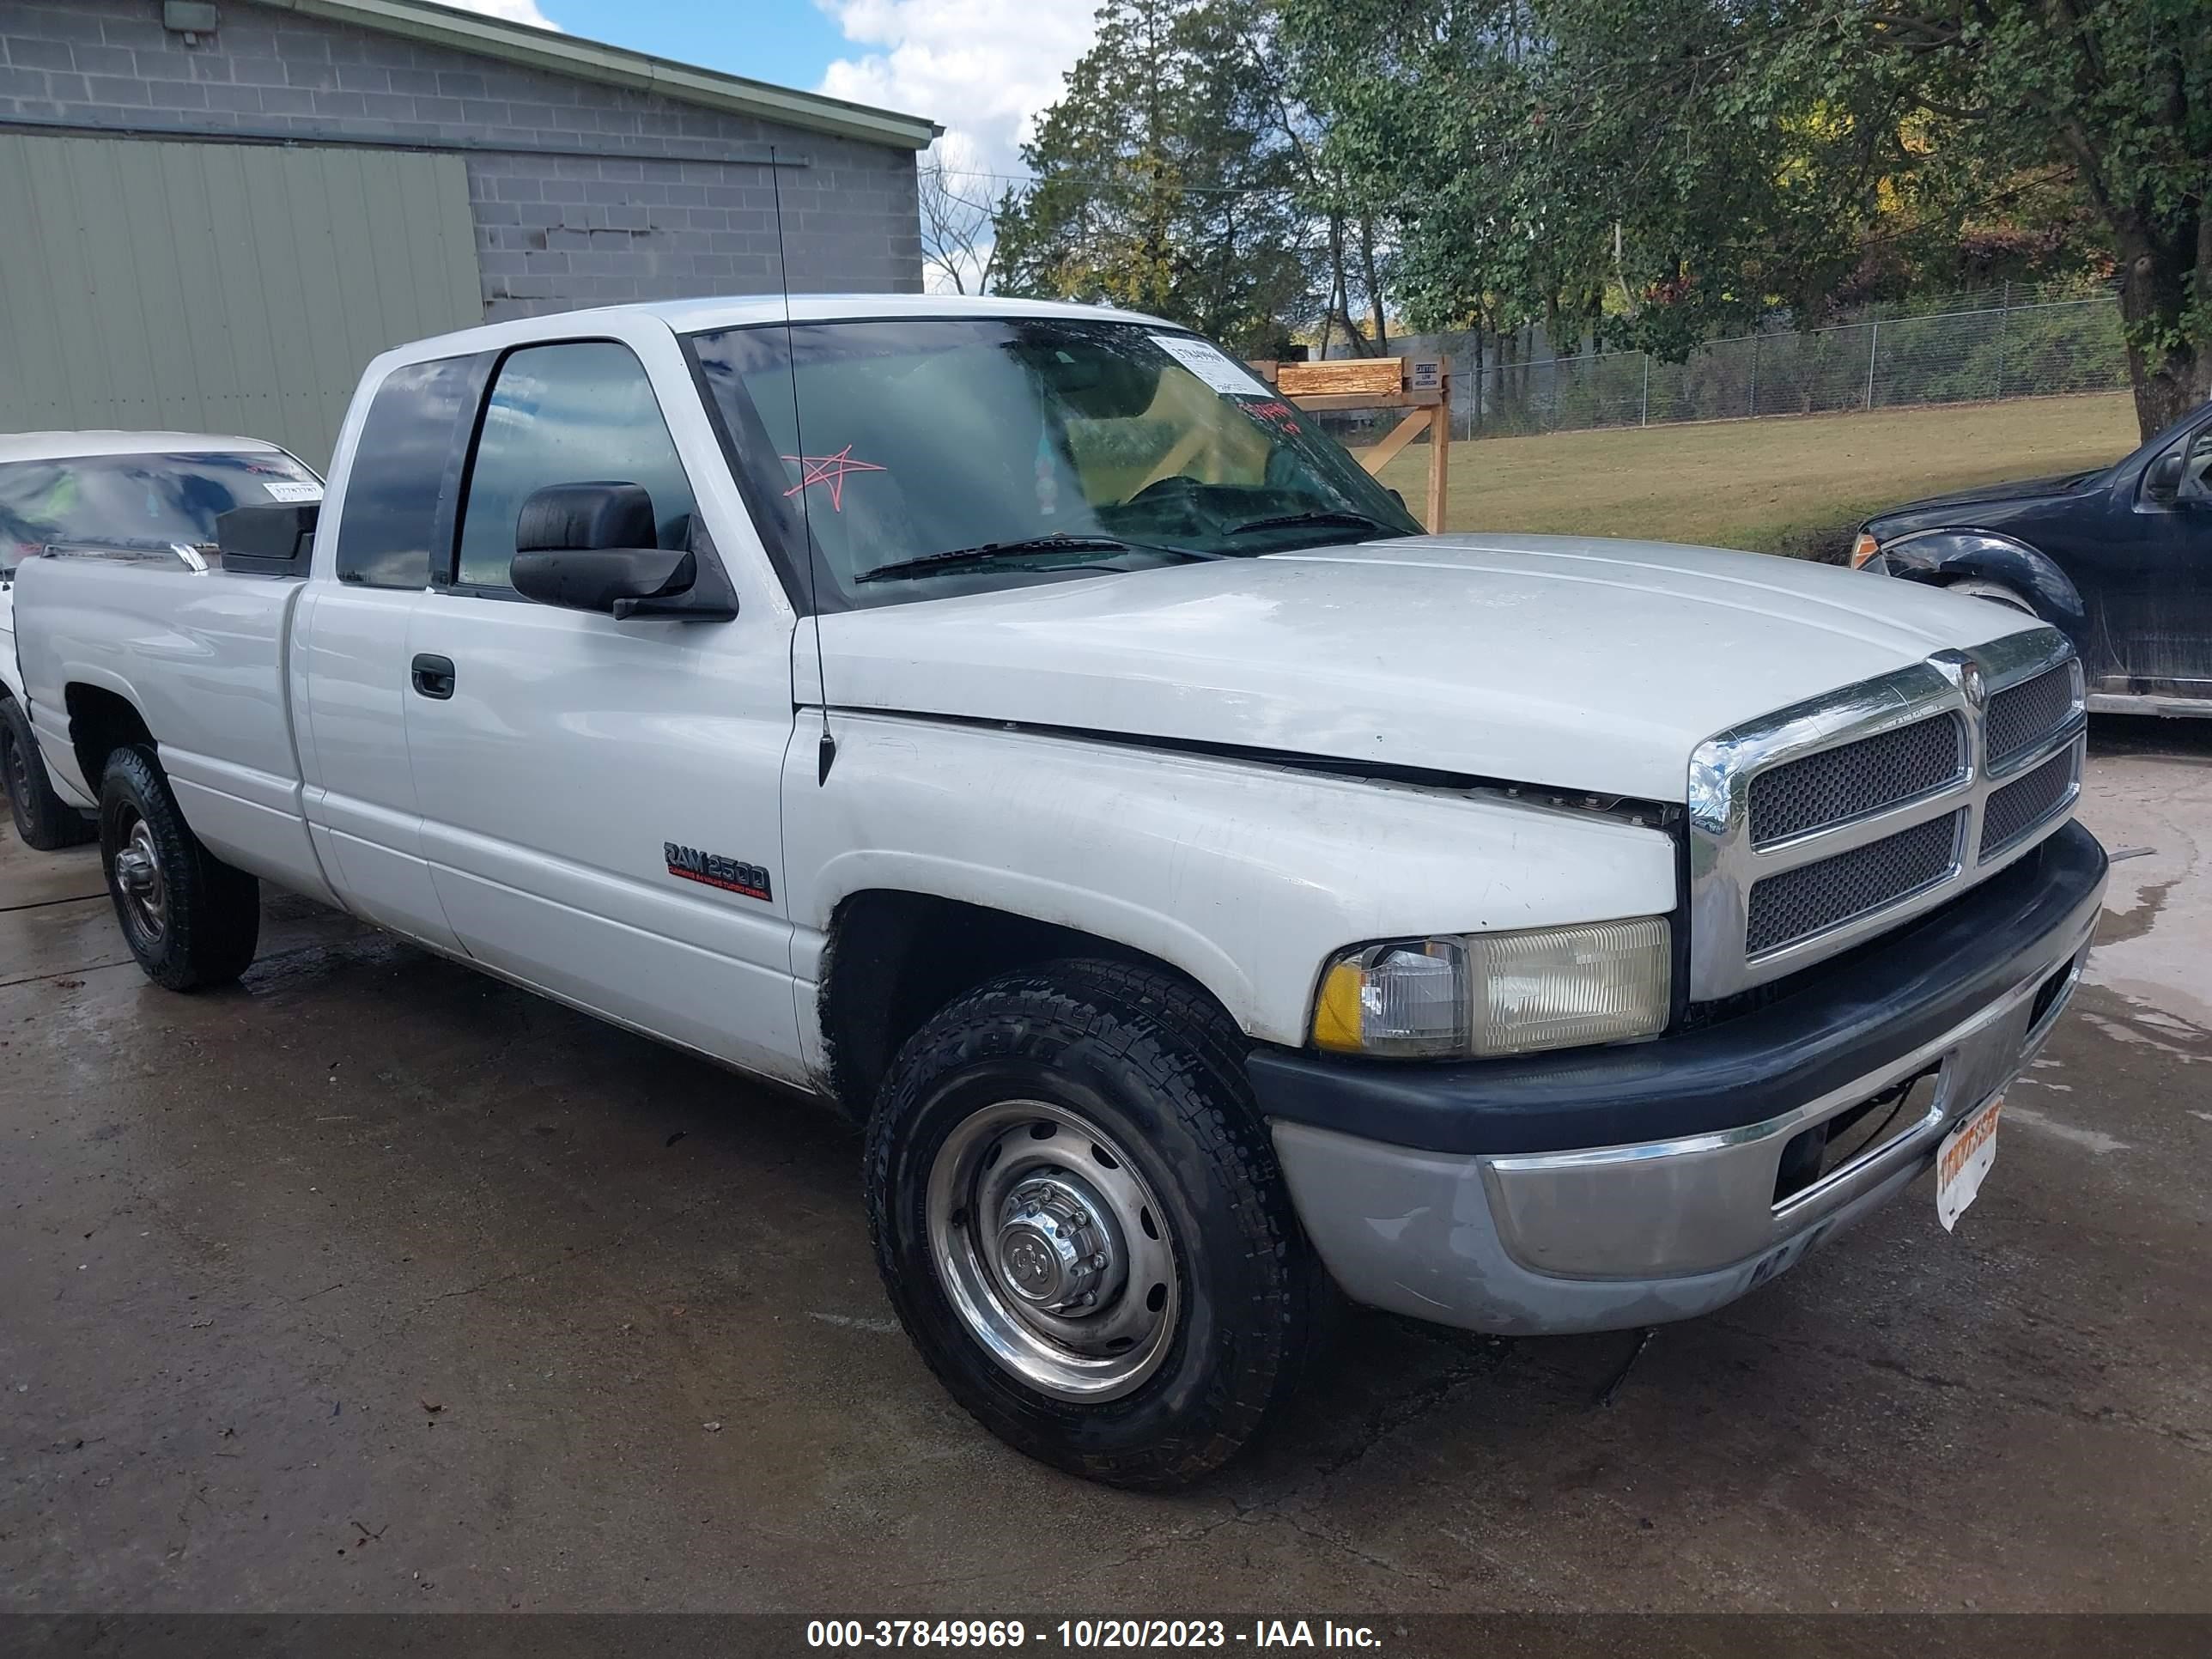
xmin=1688 ymin=627 xmax=2085 ymax=1000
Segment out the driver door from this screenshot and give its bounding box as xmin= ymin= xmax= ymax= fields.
xmin=400 ymin=324 xmax=807 ymax=1084
xmin=2121 ymin=415 xmax=2212 ymax=697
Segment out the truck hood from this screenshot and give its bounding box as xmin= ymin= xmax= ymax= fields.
xmin=811 ymin=533 xmax=2040 ymax=803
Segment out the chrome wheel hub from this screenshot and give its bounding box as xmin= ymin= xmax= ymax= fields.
xmin=927 ymin=1101 xmax=1180 ymax=1402
xmin=113 ymin=817 xmax=167 ymax=939
xmin=995 ymin=1174 xmax=1117 ymax=1310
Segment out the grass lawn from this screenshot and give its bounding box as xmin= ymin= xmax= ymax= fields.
xmin=1370 ymin=392 xmax=2141 ymax=560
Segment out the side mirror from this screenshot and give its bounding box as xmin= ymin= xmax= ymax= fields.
xmin=2145 ymin=452 xmax=2185 ymax=502
xmin=217 ymin=501 xmax=319 ymax=576
xmin=511 ymin=482 xmax=708 ymax=619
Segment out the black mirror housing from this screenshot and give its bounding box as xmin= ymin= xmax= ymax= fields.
xmin=509 ymin=483 xmax=737 ymax=621
xmin=516 ymin=481 xmax=658 ymax=554
xmin=2145 ymin=452 xmax=2185 ymax=501
xmin=512 ymin=544 xmax=697 ymax=614
xmin=217 ymin=501 xmax=319 ymax=576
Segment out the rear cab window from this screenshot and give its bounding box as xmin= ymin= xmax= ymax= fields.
xmin=333 ymin=356 xmax=484 ymax=590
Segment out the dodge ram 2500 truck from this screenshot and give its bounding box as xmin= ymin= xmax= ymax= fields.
xmin=16 ymin=295 xmax=2107 ymax=1488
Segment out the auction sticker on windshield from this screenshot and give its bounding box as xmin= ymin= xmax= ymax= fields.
xmin=1936 ymin=1093 xmax=2003 ymax=1231
xmin=261 ymin=481 xmax=323 ymax=503
xmin=1151 ymin=334 xmax=1273 ymax=398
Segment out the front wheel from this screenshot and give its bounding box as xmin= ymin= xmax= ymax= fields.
xmin=99 ymin=745 xmax=260 ymax=990
xmin=865 ymin=959 xmax=1322 ymax=1489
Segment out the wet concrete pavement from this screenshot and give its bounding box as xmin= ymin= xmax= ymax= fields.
xmin=3 ymin=720 xmax=2208 ymax=1614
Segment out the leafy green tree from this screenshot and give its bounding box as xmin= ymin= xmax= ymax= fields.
xmin=993 ymin=0 xmax=1316 ymax=356
xmin=1287 ymin=0 xmax=2207 ymax=438
xmin=1875 ymin=2 xmax=2208 ymax=435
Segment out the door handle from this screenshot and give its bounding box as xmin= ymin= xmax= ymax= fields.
xmin=410 ymin=653 xmax=456 ymax=700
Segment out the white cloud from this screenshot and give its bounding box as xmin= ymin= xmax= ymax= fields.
xmin=814 ymin=0 xmax=1098 ymax=186
xmin=444 ymin=0 xmax=563 ymax=29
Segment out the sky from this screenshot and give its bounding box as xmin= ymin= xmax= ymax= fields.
xmin=445 ymin=0 xmax=1101 ymax=189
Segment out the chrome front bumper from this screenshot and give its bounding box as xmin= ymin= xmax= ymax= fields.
xmin=1271 ymin=892 xmax=2100 ymax=1338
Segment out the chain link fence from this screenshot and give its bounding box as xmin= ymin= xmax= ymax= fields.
xmin=1395 ymin=284 xmax=2130 ymax=441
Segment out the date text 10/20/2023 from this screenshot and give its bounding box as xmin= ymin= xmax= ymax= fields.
xmin=805 ymin=1620 xmax=1384 ymax=1649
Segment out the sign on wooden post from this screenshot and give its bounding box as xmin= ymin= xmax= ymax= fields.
xmin=1247 ymin=356 xmax=1452 ymax=533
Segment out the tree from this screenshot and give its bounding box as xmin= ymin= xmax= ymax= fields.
xmin=1285 ymin=1 xmax=1933 ymax=358
xmin=993 ymin=0 xmax=1317 ymax=356
xmin=1856 ymin=3 xmax=2208 ymax=435
xmin=918 ymin=151 xmax=1001 ymax=295
xmin=1285 ymin=0 xmax=2208 ymax=439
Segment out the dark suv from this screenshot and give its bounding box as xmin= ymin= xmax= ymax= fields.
xmin=1851 ymin=398 xmax=2212 ymax=718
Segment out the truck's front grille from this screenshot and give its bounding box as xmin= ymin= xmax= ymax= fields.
xmin=1747 ymin=713 xmax=1963 ymax=845
xmin=1687 ymin=630 xmax=2085 ymax=1000
xmin=1746 ymin=811 xmax=1962 ymax=957
xmin=1985 ymin=665 xmax=2075 ymax=769
xmin=1980 ymin=747 xmax=2076 ymax=859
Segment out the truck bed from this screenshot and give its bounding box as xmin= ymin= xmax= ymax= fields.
xmin=15 ymin=552 xmax=336 ymax=904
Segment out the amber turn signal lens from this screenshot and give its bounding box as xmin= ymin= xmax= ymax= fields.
xmin=1849 ymin=532 xmax=1881 ymax=568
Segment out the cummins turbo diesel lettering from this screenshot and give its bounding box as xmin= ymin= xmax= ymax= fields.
xmin=10 ymin=294 xmax=2106 ymax=1489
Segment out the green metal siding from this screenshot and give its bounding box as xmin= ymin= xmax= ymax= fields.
xmin=0 ymin=131 xmax=481 ymax=467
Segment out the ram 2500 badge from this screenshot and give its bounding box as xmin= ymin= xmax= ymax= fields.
xmin=15 ymin=296 xmax=2106 ymax=1488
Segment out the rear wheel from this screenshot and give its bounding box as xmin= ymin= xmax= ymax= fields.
xmin=865 ymin=958 xmax=1322 ymax=1489
xmin=99 ymin=745 xmax=260 ymax=990
xmin=2 ymin=696 xmax=94 ymax=850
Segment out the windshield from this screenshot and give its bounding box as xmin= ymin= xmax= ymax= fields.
xmin=0 ymin=450 xmax=323 ymax=574
xmin=685 ymin=319 xmax=1423 ymax=608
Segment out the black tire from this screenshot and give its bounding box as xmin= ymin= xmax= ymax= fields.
xmin=865 ymin=957 xmax=1322 ymax=1489
xmin=98 ymin=744 xmax=260 ymax=991
xmin=2 ymin=695 xmax=94 ymax=850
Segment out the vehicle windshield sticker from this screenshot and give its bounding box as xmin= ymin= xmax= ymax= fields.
xmin=781 ymin=446 xmax=885 ymax=512
xmin=260 ymin=481 xmax=324 ymax=503
xmin=1150 ymin=335 xmax=1273 ymax=398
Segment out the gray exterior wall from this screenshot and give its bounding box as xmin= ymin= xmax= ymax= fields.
xmin=0 ymin=0 xmax=925 ymax=320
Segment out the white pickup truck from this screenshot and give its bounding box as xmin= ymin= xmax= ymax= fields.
xmin=15 ymin=295 xmax=2106 ymax=1487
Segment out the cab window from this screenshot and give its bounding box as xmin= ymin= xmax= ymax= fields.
xmin=334 ymin=356 xmax=480 ymax=590
xmin=454 ymin=341 xmax=696 ymax=592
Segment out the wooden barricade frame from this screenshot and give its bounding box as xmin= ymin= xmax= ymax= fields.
xmin=1247 ymin=356 xmax=1451 ymax=532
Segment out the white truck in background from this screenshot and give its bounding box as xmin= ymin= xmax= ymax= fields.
xmin=14 ymin=295 xmax=2106 ymax=1487
xmin=0 ymin=433 xmax=321 ymax=849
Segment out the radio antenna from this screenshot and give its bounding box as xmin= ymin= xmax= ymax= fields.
xmin=769 ymin=143 xmax=835 ymax=785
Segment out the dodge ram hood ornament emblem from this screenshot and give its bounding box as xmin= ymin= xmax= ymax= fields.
xmin=1929 ymin=648 xmax=1987 ymax=708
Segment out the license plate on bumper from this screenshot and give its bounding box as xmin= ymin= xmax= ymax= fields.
xmin=1936 ymin=1092 xmax=2003 ymax=1231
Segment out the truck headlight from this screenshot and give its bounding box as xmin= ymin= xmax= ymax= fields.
xmin=1849 ymin=532 xmax=1881 ymax=568
xmin=1311 ymin=918 xmax=1672 ymax=1059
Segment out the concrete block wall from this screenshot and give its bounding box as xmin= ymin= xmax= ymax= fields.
xmin=0 ymin=0 xmax=925 ymax=319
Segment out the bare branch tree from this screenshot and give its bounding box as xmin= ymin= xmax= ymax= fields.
xmin=919 ymin=153 xmax=1004 ymax=295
